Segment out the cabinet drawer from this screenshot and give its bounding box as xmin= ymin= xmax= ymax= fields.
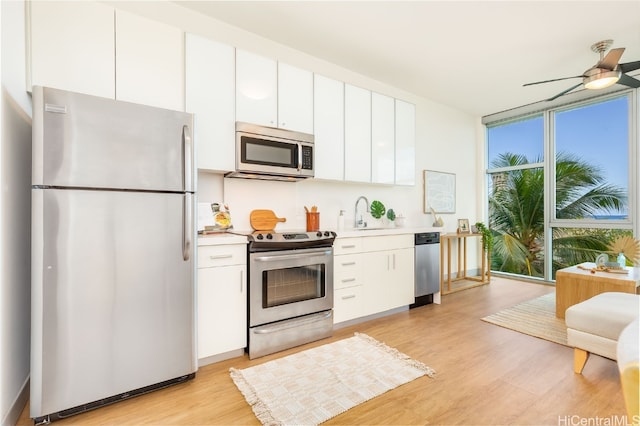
xmin=333 ymin=237 xmax=362 ymax=255
xmin=197 ymin=244 xmax=246 ymax=268
xmin=334 ymin=254 xmax=362 ymax=290
xmin=361 ymin=234 xmax=413 ymax=252
xmin=334 ymin=285 xmax=363 ymax=323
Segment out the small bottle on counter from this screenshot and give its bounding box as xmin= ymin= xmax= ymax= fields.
xmin=337 ymin=210 xmax=345 ymax=230
xmin=617 ymin=252 xmax=626 ymax=267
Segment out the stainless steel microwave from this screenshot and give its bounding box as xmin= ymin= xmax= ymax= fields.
xmin=225 ymin=122 xmax=314 ymax=181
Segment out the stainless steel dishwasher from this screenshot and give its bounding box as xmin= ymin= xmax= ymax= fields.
xmin=410 ymin=232 xmax=440 ymax=308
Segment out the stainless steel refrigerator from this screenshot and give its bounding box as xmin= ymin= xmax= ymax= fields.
xmin=30 ymin=86 xmax=197 ymax=423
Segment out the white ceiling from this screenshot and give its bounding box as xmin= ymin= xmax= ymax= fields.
xmin=178 ymin=1 xmax=640 ymax=117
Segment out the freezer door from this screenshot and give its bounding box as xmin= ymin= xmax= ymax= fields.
xmin=30 ymin=188 xmax=196 ymax=417
xmin=32 ymin=86 xmax=194 ymax=192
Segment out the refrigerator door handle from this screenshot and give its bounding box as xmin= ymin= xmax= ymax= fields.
xmin=182 ymin=125 xmax=193 ymax=192
xmin=183 ymin=193 xmax=192 ymax=261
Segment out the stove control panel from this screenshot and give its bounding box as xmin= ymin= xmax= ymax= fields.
xmin=249 ymin=231 xmax=336 ymax=243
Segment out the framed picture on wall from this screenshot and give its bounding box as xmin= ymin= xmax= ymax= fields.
xmin=423 ymin=170 xmax=456 ymax=214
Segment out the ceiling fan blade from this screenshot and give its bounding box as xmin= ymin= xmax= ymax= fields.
xmin=545 ymin=82 xmax=583 ymax=101
xmin=597 ymin=47 xmax=625 ymax=70
xmin=523 ymin=75 xmax=582 ymax=86
xmin=617 ymin=73 xmax=640 ymax=88
xmin=619 ymin=60 xmax=640 ymax=73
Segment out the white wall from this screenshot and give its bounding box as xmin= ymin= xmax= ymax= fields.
xmin=1 ymin=0 xmax=32 ymax=424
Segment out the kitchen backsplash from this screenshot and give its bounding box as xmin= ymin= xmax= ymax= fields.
xmin=197 ymin=170 xmax=431 ymax=232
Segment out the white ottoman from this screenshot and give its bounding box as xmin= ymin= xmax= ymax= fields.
xmin=565 ymin=292 xmax=640 ymax=374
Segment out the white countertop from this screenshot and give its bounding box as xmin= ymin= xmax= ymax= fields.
xmin=197 ymin=232 xmax=248 ymax=246
xmin=334 ymin=226 xmax=443 ymax=238
xmin=197 ymin=226 xmax=446 ymax=245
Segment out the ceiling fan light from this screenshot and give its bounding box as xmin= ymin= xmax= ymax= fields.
xmin=584 ymin=69 xmax=621 ymax=90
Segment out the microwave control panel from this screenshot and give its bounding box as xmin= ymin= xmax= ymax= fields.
xmin=301 ymin=146 xmax=313 ymax=170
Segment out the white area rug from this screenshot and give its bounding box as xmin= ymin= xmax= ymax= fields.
xmin=230 ymin=333 xmax=435 ymax=425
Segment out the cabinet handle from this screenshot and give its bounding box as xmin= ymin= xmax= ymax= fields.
xmin=341 ymin=294 xmax=356 ymax=300
xmin=393 ymin=254 xmax=396 ymax=269
xmin=341 ymin=278 xmax=356 ymax=283
xmin=209 ymin=254 xmax=233 ymax=260
xmin=240 ymin=270 xmax=244 ymax=293
xmin=341 ymin=244 xmax=356 ymax=249
xmin=341 ymin=261 xmax=356 ymax=266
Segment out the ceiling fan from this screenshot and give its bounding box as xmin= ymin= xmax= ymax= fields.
xmin=523 ymin=40 xmax=640 ymax=101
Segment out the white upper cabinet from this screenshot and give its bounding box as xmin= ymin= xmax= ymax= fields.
xmin=115 ymin=9 xmax=184 ymax=111
xmin=235 ymin=49 xmax=277 ymax=127
xmin=371 ymin=92 xmax=395 ymax=184
xmin=236 ymin=50 xmax=313 ymax=133
xmin=185 ymin=33 xmax=236 ymax=172
xmin=395 ymin=99 xmax=416 ymax=186
xmin=278 ymin=63 xmax=313 ymax=133
xmin=313 ymin=74 xmax=344 ymax=181
xmin=28 ymin=1 xmax=115 ymax=98
xmin=344 ymin=84 xmax=372 ymax=183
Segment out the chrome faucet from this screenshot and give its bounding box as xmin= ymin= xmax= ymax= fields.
xmin=354 ymin=196 xmax=369 ymax=228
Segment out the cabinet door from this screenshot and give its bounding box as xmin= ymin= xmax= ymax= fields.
xmin=334 ymin=286 xmax=364 ymax=323
xmin=185 ymin=33 xmax=235 ymax=172
xmin=362 ymin=248 xmax=414 ymax=315
xmin=385 ymin=247 xmax=415 ymax=308
xmin=344 ymin=84 xmax=371 ymax=182
xmin=278 ymin=63 xmax=313 ymax=133
xmin=197 ymin=265 xmax=246 ymax=359
xmin=236 ymin=49 xmax=277 ymax=127
xmin=314 ymin=74 xmax=344 ymax=180
xmin=371 ymin=92 xmax=395 ymax=184
xmin=115 ymin=10 xmax=184 ymax=111
xmin=395 ymin=100 xmax=416 ymax=186
xmin=29 ymin=1 xmax=115 ymax=98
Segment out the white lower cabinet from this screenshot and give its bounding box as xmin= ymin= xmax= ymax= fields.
xmin=197 ymin=244 xmax=247 ymax=361
xmin=362 ymin=246 xmax=414 ymax=316
xmin=333 ymin=251 xmax=363 ymax=323
xmin=334 ymin=286 xmax=364 ymax=323
xmin=333 ymin=235 xmax=414 ymax=323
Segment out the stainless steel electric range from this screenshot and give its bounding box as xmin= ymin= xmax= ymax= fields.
xmin=243 ymin=230 xmax=336 ymax=359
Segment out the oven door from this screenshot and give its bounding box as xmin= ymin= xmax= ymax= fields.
xmin=249 ymin=247 xmax=333 ymax=327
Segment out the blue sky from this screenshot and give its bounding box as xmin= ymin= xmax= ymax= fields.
xmin=487 ymin=96 xmax=629 ymax=192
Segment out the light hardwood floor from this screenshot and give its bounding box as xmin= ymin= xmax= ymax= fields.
xmin=17 ymin=277 xmax=627 ymax=425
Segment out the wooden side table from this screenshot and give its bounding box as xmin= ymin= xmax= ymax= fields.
xmin=440 ymin=233 xmax=490 ymax=295
xmin=555 ymin=262 xmax=640 ymax=318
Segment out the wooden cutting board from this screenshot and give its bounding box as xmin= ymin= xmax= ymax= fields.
xmin=250 ymin=209 xmax=286 ymax=231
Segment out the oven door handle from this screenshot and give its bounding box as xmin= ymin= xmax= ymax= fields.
xmin=253 ymin=249 xmax=332 ymax=262
xmin=253 ymin=311 xmax=333 ymax=334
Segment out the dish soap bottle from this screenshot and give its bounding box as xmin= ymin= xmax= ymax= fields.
xmin=337 ymin=210 xmax=345 ymax=231
xmin=617 ymin=252 xmax=626 ymax=267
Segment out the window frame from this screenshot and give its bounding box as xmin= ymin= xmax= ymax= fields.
xmin=484 ymin=89 xmax=638 ymax=282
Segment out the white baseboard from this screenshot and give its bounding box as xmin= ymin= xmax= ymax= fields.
xmin=2 ymin=377 xmax=29 ymax=426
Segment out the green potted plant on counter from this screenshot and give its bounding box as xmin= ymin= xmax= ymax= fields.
xmin=369 ymin=200 xmax=385 ymax=227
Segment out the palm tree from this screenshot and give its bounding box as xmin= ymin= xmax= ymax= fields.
xmin=488 ymin=152 xmax=627 ymax=277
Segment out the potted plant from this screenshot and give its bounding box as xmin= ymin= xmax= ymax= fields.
xmin=369 ymin=200 xmax=386 ymax=227
xmin=474 ymin=221 xmax=493 ymax=253
xmin=386 ymin=208 xmax=396 ymax=227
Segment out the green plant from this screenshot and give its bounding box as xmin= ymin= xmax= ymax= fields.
xmin=386 ymin=208 xmax=396 ymax=221
xmin=370 ymin=200 xmax=386 ymax=219
xmin=474 ymin=221 xmax=493 ymax=252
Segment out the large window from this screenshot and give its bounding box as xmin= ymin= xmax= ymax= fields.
xmin=485 ymin=92 xmax=636 ymax=282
